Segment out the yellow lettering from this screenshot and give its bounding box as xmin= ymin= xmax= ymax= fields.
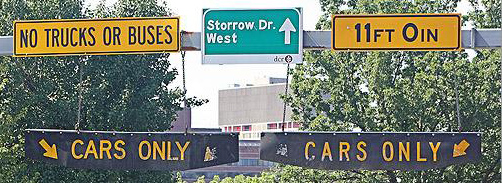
xmin=139 ymin=141 xmax=151 ymax=160
xmin=304 ymin=141 xmax=315 ymax=160
xmin=114 ymin=140 xmax=126 ymax=159
xmin=167 ymin=141 xmax=173 ymax=160
xmin=71 ymin=139 xmax=84 ymax=159
xmin=176 ymin=141 xmax=190 ymax=160
xmin=339 ymin=142 xmax=350 ymax=161
xmin=399 ymin=142 xmax=410 ymax=162
xmin=99 ymin=140 xmax=112 ymax=159
xmin=417 ymin=142 xmax=427 ymax=162
xmin=382 ymin=141 xmax=394 ymax=162
xmin=356 ymin=141 xmax=367 ymax=161
xmin=84 ymin=140 xmax=98 ymax=159
xmin=322 ymin=142 xmax=332 ymax=161
xmin=429 ymin=142 xmax=441 ymax=162
xmin=153 ymin=141 xmax=166 ymax=160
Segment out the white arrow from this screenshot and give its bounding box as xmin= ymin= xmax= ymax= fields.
xmin=279 ymin=18 xmax=296 ymax=45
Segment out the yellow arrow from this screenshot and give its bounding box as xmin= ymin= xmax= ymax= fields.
xmin=453 ymin=139 xmax=470 ymax=158
xmin=39 ymin=139 xmax=58 ymax=159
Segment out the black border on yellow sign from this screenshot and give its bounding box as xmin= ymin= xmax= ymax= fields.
xmin=331 ymin=14 xmax=461 ymax=51
xmin=13 ymin=17 xmax=180 ymax=57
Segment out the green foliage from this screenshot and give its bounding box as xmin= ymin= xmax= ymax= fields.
xmin=467 ymin=0 xmax=501 ymax=28
xmin=0 ymin=0 xmax=205 ymax=182
xmin=175 ymin=172 xmax=186 ymax=183
xmin=219 ymin=0 xmax=500 ymax=182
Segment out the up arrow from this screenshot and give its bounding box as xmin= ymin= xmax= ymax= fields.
xmin=453 ymin=139 xmax=470 ymax=158
xmin=39 ymin=139 xmax=58 ymax=159
xmin=279 ymin=18 xmax=296 ymax=45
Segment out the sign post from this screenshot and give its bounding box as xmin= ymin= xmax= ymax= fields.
xmin=14 ymin=17 xmax=180 ymax=57
xmin=202 ymin=8 xmax=303 ymax=64
xmin=332 ymin=14 xmax=461 ymax=51
xmin=260 ymin=132 xmax=481 ymax=170
xmin=25 ymin=129 xmax=239 ymax=170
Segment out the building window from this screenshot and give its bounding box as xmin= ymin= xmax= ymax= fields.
xmin=293 ymin=122 xmax=300 ymax=128
xmin=267 ymin=123 xmax=277 ymax=129
xmin=243 ymin=125 xmax=251 ymax=131
xmin=233 ymin=126 xmax=241 ymax=132
xmin=278 ymin=123 xmax=285 ymax=129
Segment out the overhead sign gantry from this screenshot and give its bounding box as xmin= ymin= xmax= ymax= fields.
xmin=7 ymin=11 xmax=496 ymax=172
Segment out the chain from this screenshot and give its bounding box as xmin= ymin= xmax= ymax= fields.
xmin=179 ymin=30 xmax=188 ymax=108
xmin=498 ymin=7 xmax=502 ymax=171
xmin=75 ymin=59 xmax=84 ymax=131
xmin=181 ymin=51 xmax=187 ymax=108
xmin=180 ymin=31 xmax=189 ymax=132
xmin=282 ymin=62 xmax=291 ymax=132
xmin=454 ymin=65 xmax=461 ymax=132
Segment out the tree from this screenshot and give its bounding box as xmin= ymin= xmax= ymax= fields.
xmin=212 ymin=0 xmax=501 ymax=182
xmin=285 ymin=0 xmax=500 ymax=182
xmin=0 ymin=0 xmax=203 ymax=182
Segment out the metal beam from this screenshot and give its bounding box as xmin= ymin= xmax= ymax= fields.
xmin=1 ymin=28 xmax=500 ymax=56
xmin=0 ymin=36 xmax=13 ymax=56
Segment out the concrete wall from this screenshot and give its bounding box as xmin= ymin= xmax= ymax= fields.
xmin=219 ymin=84 xmax=292 ymax=126
xmin=171 ymin=108 xmax=191 ymax=132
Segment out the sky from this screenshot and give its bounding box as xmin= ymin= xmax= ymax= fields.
xmin=85 ymin=0 xmax=474 ymax=128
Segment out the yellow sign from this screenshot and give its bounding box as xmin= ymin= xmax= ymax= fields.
xmin=332 ymin=14 xmax=461 ymax=51
xmin=14 ymin=17 xmax=180 ymax=57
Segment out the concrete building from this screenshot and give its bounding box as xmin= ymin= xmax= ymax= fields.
xmin=181 ymin=77 xmax=299 ymax=181
xmin=219 ymin=77 xmax=300 ymax=140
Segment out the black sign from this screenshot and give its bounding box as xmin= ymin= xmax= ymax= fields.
xmin=25 ymin=129 xmax=239 ymax=170
xmin=260 ymin=132 xmax=481 ymax=170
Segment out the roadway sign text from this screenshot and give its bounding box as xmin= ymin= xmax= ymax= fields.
xmin=202 ymin=8 xmax=303 ymax=64
xmin=332 ymin=14 xmax=461 ymax=51
xmin=25 ymin=129 xmax=238 ymax=170
xmin=260 ymin=132 xmax=480 ymax=170
xmin=14 ymin=17 xmax=179 ymax=56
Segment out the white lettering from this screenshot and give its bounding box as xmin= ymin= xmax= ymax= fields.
xmin=207 ymin=20 xmax=214 ymax=30
xmin=238 ymin=22 xmax=245 ymax=30
xmin=217 ymin=35 xmax=223 ymax=43
xmin=259 ymin=20 xmax=268 ymax=30
xmin=245 ymin=22 xmax=254 ymax=29
xmin=232 ymin=33 xmax=237 ymax=43
xmin=206 ymin=33 xmax=217 ymax=43
xmin=207 ymin=21 xmax=255 ymax=31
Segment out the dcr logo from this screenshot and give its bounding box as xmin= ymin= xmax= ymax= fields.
xmin=274 ymin=55 xmax=293 ymax=63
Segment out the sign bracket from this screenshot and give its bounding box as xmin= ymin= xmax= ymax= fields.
xmin=471 ymin=28 xmax=477 ymax=49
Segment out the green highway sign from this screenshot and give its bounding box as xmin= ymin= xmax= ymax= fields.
xmin=202 ymin=8 xmax=303 ymax=64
